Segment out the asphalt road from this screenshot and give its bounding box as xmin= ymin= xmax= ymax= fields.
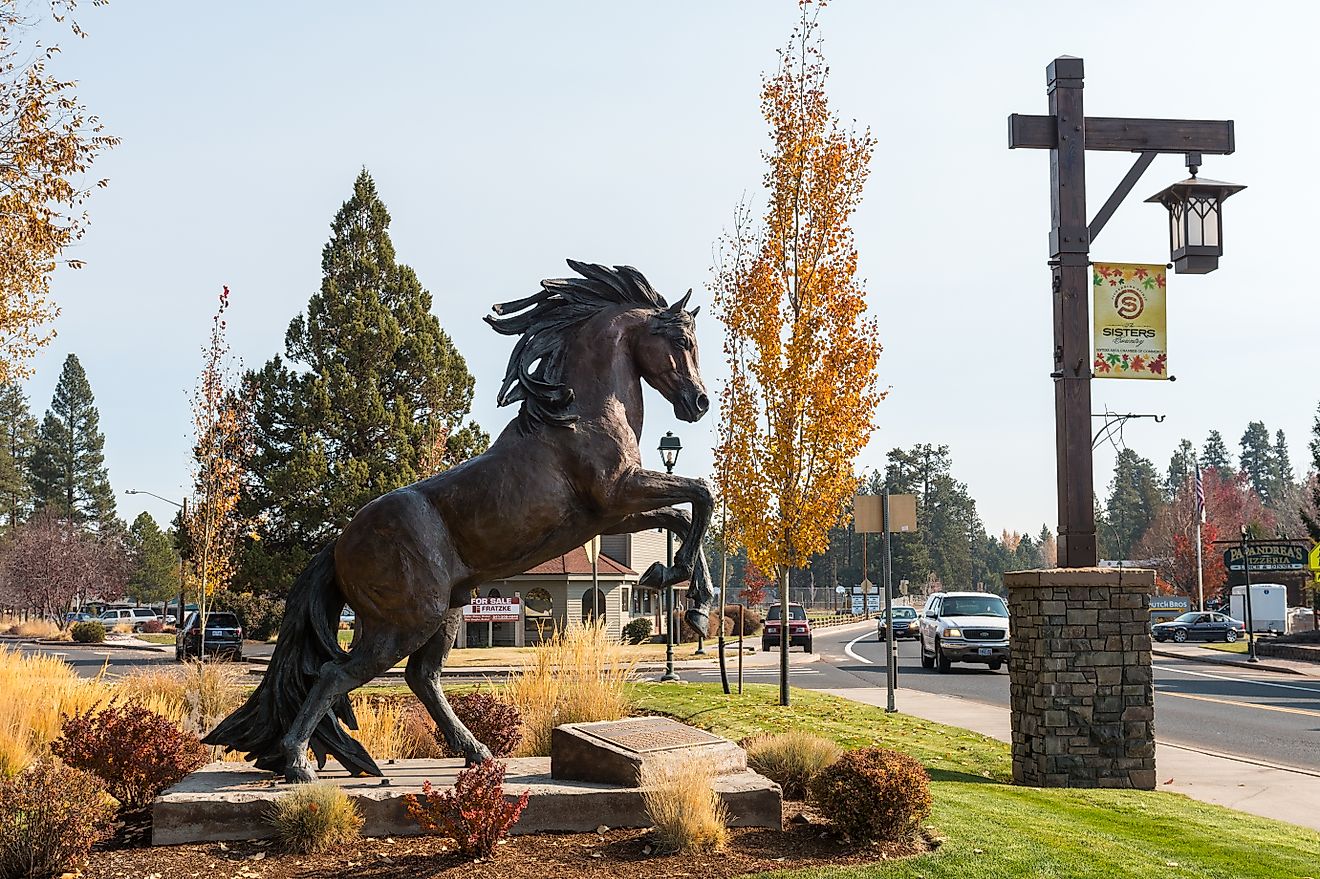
xmin=683 ymin=622 xmax=1320 ymax=773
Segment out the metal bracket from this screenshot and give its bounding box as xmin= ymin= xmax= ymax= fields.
xmin=1088 ymin=151 xmax=1157 ymax=243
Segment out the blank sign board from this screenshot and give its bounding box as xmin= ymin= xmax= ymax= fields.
xmin=853 ymin=494 xmax=918 ymax=534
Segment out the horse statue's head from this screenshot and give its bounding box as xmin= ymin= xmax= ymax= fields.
xmin=486 ymin=260 xmax=709 ymax=430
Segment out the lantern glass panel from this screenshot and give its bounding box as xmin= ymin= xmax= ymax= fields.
xmin=1169 ymin=202 xmax=1185 ymax=251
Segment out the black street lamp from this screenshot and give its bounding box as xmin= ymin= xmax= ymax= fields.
xmin=658 ymin=432 xmax=681 ymax=683
xmin=1145 ymin=160 xmax=1247 ymax=274
xmin=125 ymin=489 xmax=188 ymax=627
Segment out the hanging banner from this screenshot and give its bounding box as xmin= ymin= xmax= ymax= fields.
xmin=1092 ymin=263 xmax=1167 ymax=380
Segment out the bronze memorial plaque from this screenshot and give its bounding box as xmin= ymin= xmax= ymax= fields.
xmin=582 ymin=717 xmax=724 ymax=753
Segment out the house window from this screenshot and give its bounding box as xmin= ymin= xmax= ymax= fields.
xmin=581 ymin=587 xmax=605 ymax=622
xmin=620 ymin=587 xmax=630 ymax=615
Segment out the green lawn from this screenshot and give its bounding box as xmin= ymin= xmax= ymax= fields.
xmin=631 ymin=684 xmax=1320 ymax=878
xmin=136 ymin=633 xmax=175 ymax=644
xmin=1200 ymin=640 xmax=1250 ymax=654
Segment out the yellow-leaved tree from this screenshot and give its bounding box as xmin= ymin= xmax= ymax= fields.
xmin=713 ymin=0 xmax=882 ymax=705
xmin=188 ymin=286 xmax=251 ymax=616
xmin=0 ymin=1 xmax=118 ymax=383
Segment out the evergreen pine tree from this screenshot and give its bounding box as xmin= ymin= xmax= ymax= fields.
xmin=1202 ymin=430 xmax=1233 ymax=474
xmin=1239 ymin=421 xmax=1275 ymax=503
xmin=1165 ymin=438 xmax=1196 ymax=497
xmin=1304 ymin=403 xmax=1320 ymax=542
xmin=1271 ymin=429 xmax=1294 ymax=495
xmin=126 ymin=511 xmax=179 ymax=605
xmin=27 ymin=354 xmax=116 ymax=528
xmin=1104 ymin=449 xmax=1163 ymax=560
xmin=242 ymin=170 xmax=488 ymax=594
xmin=0 ymin=382 xmax=38 ymax=537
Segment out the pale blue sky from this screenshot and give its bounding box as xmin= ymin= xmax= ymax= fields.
xmin=20 ymin=1 xmax=1318 ymax=536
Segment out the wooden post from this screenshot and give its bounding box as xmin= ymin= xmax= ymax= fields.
xmin=1047 ymin=56 xmax=1098 ymax=568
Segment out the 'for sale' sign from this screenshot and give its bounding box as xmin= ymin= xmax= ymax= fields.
xmin=463 ymin=597 xmax=521 ymax=622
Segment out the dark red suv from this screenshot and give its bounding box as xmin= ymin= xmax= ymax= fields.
xmin=762 ymin=603 xmax=812 ymax=653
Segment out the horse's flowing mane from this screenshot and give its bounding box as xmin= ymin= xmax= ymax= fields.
xmin=485 ymin=260 xmax=673 ymax=430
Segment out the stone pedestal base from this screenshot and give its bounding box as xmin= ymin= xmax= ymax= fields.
xmin=551 ymin=717 xmax=746 ymax=785
xmin=1006 ymin=567 xmax=1155 ymax=789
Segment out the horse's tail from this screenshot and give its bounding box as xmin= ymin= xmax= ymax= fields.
xmin=202 ymin=544 xmax=380 ymax=777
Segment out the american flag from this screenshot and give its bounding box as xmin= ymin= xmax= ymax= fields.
xmin=1194 ymin=461 xmax=1205 ymax=524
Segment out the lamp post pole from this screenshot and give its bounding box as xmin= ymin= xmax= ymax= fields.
xmin=658 ymin=432 xmax=682 ymax=683
xmin=1009 ymin=56 xmax=1241 ymax=567
xmin=125 ymin=489 xmax=186 ymax=627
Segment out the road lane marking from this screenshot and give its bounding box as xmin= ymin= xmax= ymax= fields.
xmin=1154 ymin=663 xmax=1320 ymax=695
xmin=844 ymin=631 xmax=875 ymax=665
xmin=1157 ymin=689 xmax=1320 ymax=718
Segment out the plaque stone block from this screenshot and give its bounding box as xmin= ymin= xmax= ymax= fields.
xmin=551 ymin=717 xmax=747 ymax=786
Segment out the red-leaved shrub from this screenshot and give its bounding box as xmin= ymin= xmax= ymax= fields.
xmin=809 ymin=747 xmax=932 ymax=841
xmin=51 ymin=704 xmax=209 ymax=809
xmin=405 ymin=760 xmax=529 ymax=857
xmin=141 ymin=618 xmax=165 ymax=634
xmin=0 ymin=760 xmax=115 ymax=879
xmin=405 ymin=692 xmax=523 ymax=759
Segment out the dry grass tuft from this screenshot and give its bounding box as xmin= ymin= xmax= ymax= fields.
xmin=505 ymin=620 xmax=634 ymax=756
xmin=744 ymin=730 xmax=842 ymax=800
xmin=347 ymin=694 xmax=423 ymax=760
xmin=266 ymin=783 xmax=363 ymax=853
xmin=116 ymin=662 xmax=246 ymax=736
xmin=0 ymin=647 xmax=109 ymax=777
xmin=641 ymin=758 xmax=729 ymax=853
xmin=5 ymin=618 xmax=64 ymax=640
xmin=111 ymin=622 xmax=135 ymax=635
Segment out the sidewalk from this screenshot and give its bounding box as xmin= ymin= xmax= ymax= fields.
xmin=821 ymin=686 xmax=1320 ymax=833
xmin=1152 ymin=640 xmax=1320 ymax=677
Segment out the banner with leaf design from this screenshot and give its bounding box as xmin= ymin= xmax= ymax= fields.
xmin=1092 ymin=262 xmax=1167 ymax=380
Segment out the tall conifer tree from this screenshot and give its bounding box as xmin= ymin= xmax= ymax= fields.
xmin=1202 ymin=430 xmax=1233 ymax=475
xmin=242 ymin=170 xmax=487 ymax=593
xmin=1239 ymin=421 xmax=1275 ymax=504
xmin=127 ymin=511 xmax=179 ymax=605
xmin=1303 ymin=403 xmax=1320 ymax=542
xmin=1103 ymin=449 xmax=1162 ymax=560
xmin=0 ymin=381 xmax=38 ymax=536
xmin=28 ymin=354 xmax=116 ymax=528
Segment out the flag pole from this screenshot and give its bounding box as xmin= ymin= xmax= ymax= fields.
xmin=1194 ymin=456 xmax=1205 ymax=611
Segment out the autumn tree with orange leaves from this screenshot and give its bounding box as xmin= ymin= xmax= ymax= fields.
xmin=713 ymin=1 xmax=882 ymax=705
xmin=187 ymin=287 xmax=251 ymax=617
xmin=0 ymin=1 xmax=118 ymax=383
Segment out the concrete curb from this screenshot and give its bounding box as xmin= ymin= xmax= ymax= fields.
xmin=0 ymin=635 xmax=174 ymax=653
xmin=1151 ymin=646 xmax=1313 ymax=676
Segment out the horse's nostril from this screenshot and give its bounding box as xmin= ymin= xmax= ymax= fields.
xmin=696 ymin=393 xmax=710 ymax=412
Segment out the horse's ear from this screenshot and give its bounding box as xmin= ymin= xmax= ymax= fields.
xmin=668 ymin=289 xmax=692 ymax=313
xmin=688 ymin=305 xmax=700 ymax=318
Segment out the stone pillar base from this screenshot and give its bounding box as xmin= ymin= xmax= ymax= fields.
xmin=1006 ymin=567 xmax=1155 ymax=790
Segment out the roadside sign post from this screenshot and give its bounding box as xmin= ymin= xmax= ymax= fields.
xmin=855 ymin=490 xmax=916 ymax=716
xmin=882 ymin=490 xmax=896 ymax=712
xmin=1239 ymin=528 xmax=1257 ymax=662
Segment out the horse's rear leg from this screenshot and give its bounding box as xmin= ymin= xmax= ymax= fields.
xmin=279 ymin=626 xmax=422 ymax=783
xmin=405 ymin=608 xmax=493 ymax=765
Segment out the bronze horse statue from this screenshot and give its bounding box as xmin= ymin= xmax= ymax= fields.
xmin=205 ymin=261 xmax=715 ymax=782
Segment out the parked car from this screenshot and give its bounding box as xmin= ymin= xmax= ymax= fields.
xmin=877 ymin=605 xmax=920 ymax=640
xmin=63 ymin=611 xmax=94 ymax=625
xmin=762 ymin=603 xmax=812 ymax=653
xmin=97 ymin=607 xmax=160 ymax=633
xmin=176 ymin=611 xmax=244 ymax=661
xmin=919 ymin=591 xmax=1010 ymax=673
xmin=1152 ymin=611 xmax=1245 ymax=643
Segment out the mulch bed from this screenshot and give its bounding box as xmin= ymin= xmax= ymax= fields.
xmin=84 ymin=804 xmax=931 ymax=879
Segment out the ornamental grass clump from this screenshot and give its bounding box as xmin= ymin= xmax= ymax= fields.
xmin=0 ymin=760 xmax=115 ymax=879
xmin=51 ymin=703 xmax=209 ymax=809
xmin=266 ymin=783 xmax=363 ymax=854
xmin=505 ymin=621 xmax=633 ymax=756
xmin=744 ymin=729 xmax=841 ymax=800
xmin=640 ymin=758 xmax=729 ymax=853
xmin=809 ymin=746 xmax=932 ymax=842
xmin=0 ymin=648 xmax=107 ymax=778
xmin=405 ymin=759 xmax=529 ymax=858
xmin=116 ymin=662 xmax=245 ymax=735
